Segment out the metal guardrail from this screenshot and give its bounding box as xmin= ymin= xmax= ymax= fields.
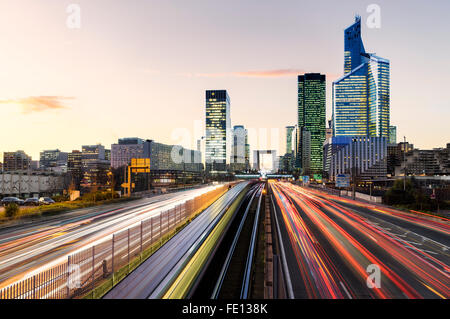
xmin=0 ymin=184 xmax=230 ymax=299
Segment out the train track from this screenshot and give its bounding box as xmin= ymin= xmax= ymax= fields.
xmin=192 ymin=182 xmax=265 ymax=299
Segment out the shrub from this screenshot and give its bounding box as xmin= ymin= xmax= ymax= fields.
xmin=53 ymin=194 xmax=69 ymax=202
xmin=384 ymin=179 xmax=415 ymax=205
xmin=5 ymin=203 xmax=19 ymax=218
xmin=81 ymin=191 xmax=119 ymax=202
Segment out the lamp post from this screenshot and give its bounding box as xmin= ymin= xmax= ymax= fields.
xmin=107 ymin=171 xmax=114 ymax=200
xmin=352 ymin=138 xmax=357 ymax=200
xmin=403 ymin=136 xmax=407 ymax=191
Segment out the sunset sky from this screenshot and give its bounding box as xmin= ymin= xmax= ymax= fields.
xmin=0 ymin=0 xmax=449 ymax=160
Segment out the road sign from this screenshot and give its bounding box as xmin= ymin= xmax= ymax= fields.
xmin=131 ymin=158 xmax=150 ymax=173
xmin=313 ymin=174 xmax=322 ymax=181
xmin=123 ymin=158 xmax=151 ymax=197
xmin=302 ymin=176 xmax=310 ymax=184
xmin=336 ymin=174 xmax=350 ymax=188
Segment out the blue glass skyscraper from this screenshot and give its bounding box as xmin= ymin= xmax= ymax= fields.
xmin=333 ymin=16 xmax=390 ymax=138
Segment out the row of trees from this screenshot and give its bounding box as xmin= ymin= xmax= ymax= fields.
xmin=384 ymin=178 xmax=448 ymax=212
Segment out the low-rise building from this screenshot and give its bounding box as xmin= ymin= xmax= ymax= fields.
xmin=112 ymin=138 xmax=203 ymax=189
xmin=39 ymin=149 xmax=68 ymax=171
xmin=394 ymin=143 xmax=450 ymax=176
xmin=111 ymin=138 xmax=152 ymax=169
xmin=3 ymin=151 xmax=31 ymax=172
xmin=80 ymin=144 xmax=110 ymax=191
xmin=68 ymin=150 xmax=83 ymax=189
xmin=324 ymin=136 xmax=387 ymax=181
xmin=0 ymin=172 xmax=67 ymax=198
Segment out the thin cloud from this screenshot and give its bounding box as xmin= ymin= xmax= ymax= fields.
xmin=233 ymin=69 xmax=307 ymax=77
xmin=140 ymin=68 xmax=161 ymax=75
xmin=0 ymin=96 xmax=73 ymax=114
xmin=194 ymin=72 xmax=231 ymax=78
xmin=192 ymin=69 xmax=305 ymax=78
xmin=189 ymin=69 xmax=339 ymax=79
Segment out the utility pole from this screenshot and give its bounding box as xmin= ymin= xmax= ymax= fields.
xmin=352 ymin=138 xmax=356 ymax=200
xmin=403 ymin=136 xmax=407 ymax=191
xmin=107 ymin=171 xmax=114 ymax=199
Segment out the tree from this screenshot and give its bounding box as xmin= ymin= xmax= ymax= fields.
xmin=384 ymin=179 xmax=415 ymax=205
xmin=5 ymin=203 xmax=19 ymax=218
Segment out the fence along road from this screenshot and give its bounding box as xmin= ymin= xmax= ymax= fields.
xmin=104 ymin=182 xmax=249 ymax=299
xmin=0 ymin=184 xmax=230 ymax=299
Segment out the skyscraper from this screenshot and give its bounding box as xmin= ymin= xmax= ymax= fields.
xmin=333 ymin=16 xmax=390 ymax=138
xmin=230 ymin=125 xmax=249 ymax=172
xmin=389 ymin=125 xmax=397 ymax=144
xmin=205 ymin=90 xmax=231 ymax=173
xmin=326 ymin=16 xmax=390 ymax=181
xmin=285 ymin=126 xmax=295 ymax=155
xmin=297 ymin=73 xmax=326 ymax=175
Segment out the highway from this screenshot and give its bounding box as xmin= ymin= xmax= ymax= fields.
xmin=104 ymin=181 xmax=249 ymax=299
xmin=0 ymin=185 xmax=224 ymax=289
xmin=270 ymin=181 xmax=450 ymax=299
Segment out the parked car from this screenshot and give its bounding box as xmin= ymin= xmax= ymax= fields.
xmin=1 ymin=197 xmax=23 ymax=206
xmin=39 ymin=197 xmax=55 ymax=205
xmin=24 ymin=198 xmax=40 ymax=206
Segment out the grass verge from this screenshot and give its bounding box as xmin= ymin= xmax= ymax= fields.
xmin=0 ymin=197 xmax=139 ymax=225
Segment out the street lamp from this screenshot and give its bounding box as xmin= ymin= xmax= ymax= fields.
xmin=352 ymin=138 xmax=357 ymax=200
xmin=107 ymin=171 xmax=114 ymax=200
xmin=403 ymin=136 xmax=407 ymax=191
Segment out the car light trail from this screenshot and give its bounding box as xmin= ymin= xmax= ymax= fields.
xmin=0 ymin=184 xmax=224 ymax=290
xmin=270 ymin=181 xmax=450 ymax=299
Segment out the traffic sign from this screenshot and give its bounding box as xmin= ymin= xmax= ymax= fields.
xmin=336 ymin=174 xmax=350 ymax=188
xmin=302 ymin=176 xmax=310 ymax=184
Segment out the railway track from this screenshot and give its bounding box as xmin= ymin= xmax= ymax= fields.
xmin=192 ymin=182 xmax=265 ymax=299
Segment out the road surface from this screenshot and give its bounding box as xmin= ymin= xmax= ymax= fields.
xmin=270 ymin=181 xmax=450 ymax=299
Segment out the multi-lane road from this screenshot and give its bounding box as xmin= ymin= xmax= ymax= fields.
xmin=1 ymin=180 xmax=449 ymax=299
xmin=270 ymin=181 xmax=450 ymax=299
xmin=0 ymin=185 xmax=223 ymax=289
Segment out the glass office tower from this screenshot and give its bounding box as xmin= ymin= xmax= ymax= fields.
xmin=297 ymin=73 xmax=326 ymax=175
xmin=389 ymin=125 xmax=397 ymax=144
xmin=230 ymin=125 xmax=249 ymax=172
xmin=285 ymin=126 xmax=295 ymax=155
xmin=205 ymin=90 xmax=231 ymax=173
xmin=333 ymin=16 xmax=390 ymax=138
